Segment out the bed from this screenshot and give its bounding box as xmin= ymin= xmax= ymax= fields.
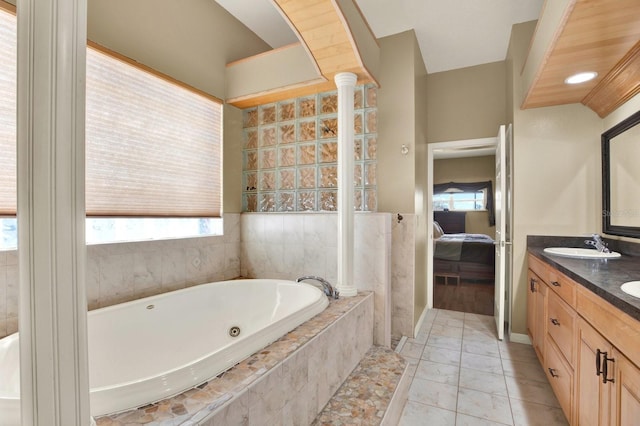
xmin=433 ymin=222 xmax=496 ymax=282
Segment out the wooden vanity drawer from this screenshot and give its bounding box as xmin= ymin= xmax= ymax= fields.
xmin=545 ymin=337 xmax=574 ymax=423
xmin=546 ymin=290 xmax=576 ymax=366
xmin=546 ymin=269 xmax=576 ymax=307
xmin=528 ymin=255 xmax=549 ymax=283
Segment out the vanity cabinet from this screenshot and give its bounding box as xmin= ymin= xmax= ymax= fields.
xmin=575 ymin=317 xmax=613 ymax=425
xmin=527 ymin=253 xmax=640 ymax=425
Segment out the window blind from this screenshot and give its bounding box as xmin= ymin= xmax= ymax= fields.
xmin=85 ymin=45 xmax=222 ymax=217
xmin=0 ymin=4 xmax=222 ymax=218
xmin=0 ymin=5 xmax=16 ymax=216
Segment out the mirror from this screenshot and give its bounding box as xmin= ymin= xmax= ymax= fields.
xmin=602 ymin=110 xmax=640 ymax=239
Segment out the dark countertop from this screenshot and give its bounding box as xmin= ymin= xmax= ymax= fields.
xmin=528 ymin=236 xmax=640 ymax=322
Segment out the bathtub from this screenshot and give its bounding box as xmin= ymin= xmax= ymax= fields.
xmin=0 ymin=279 xmax=328 ymax=425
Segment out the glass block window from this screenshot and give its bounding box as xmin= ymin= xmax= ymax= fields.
xmin=242 ymin=84 xmax=377 ymax=212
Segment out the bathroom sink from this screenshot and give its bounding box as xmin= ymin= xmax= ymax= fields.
xmin=543 ymin=247 xmax=621 ymax=259
xmin=621 ymin=281 xmax=640 ymax=298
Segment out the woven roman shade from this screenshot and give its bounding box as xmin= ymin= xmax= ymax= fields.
xmin=85 ymin=45 xmax=222 ymax=217
xmin=0 ymin=4 xmax=222 ymax=218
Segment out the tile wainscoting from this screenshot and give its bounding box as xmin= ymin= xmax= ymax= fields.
xmin=240 ymin=212 xmax=392 ymax=347
xmin=0 ymin=213 xmax=241 ymax=339
xmin=1 ymin=211 xmax=418 ymax=345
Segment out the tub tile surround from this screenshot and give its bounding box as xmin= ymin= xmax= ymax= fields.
xmin=0 ymin=214 xmax=241 ymax=339
xmin=240 ymin=212 xmax=392 ymax=346
xmin=312 ymin=346 xmax=407 ymax=426
xmin=96 ymin=291 xmax=374 ymax=425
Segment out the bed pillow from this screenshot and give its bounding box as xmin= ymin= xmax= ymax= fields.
xmin=433 ymin=221 xmax=444 ymax=239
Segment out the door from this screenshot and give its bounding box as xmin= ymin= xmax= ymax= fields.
xmin=576 ymin=317 xmax=613 ymax=425
xmin=494 ymin=125 xmax=508 ymax=339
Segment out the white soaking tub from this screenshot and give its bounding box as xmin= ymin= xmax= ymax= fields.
xmin=0 ymin=279 xmax=328 ymax=425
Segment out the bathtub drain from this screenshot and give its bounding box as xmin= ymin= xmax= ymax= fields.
xmin=229 ymin=326 xmax=241 ymax=337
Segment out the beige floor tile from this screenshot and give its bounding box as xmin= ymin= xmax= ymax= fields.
xmin=399 ymin=401 xmax=456 ymax=426
xmin=434 ymin=316 xmax=465 ymax=328
xmin=399 ymin=309 xmax=568 ymax=426
xmin=414 ymin=360 xmax=460 ymax=385
xmin=501 ymin=358 xmax=546 ymax=383
xmin=407 ymin=377 xmax=458 ymax=411
xmin=456 ymin=388 xmax=513 ymax=425
xmin=421 ymin=345 xmax=461 ymax=366
xmin=427 ymin=335 xmax=463 ymax=351
xmin=458 ymin=368 xmax=508 ymax=396
xmin=504 ymin=376 xmax=560 ymax=407
xmin=431 ymin=323 xmax=465 ymax=338
xmin=509 ymin=399 xmax=568 ymax=426
xmin=437 ymin=310 xmax=466 ymax=320
xmin=462 ymin=339 xmax=501 ymax=358
xmin=498 ymin=341 xmax=538 ymax=363
xmin=400 ymin=340 xmax=425 ymax=360
xmin=463 ymin=325 xmax=498 ymax=342
xmin=461 ymin=352 xmax=503 ymax=375
xmin=456 ymin=413 xmax=511 ymax=426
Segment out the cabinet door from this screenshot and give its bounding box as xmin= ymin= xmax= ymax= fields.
xmin=575 ymin=318 xmax=613 ymax=426
xmin=612 ymin=349 xmax=640 ymax=426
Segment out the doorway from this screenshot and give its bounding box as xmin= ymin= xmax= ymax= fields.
xmin=426 ymin=127 xmax=512 ymax=339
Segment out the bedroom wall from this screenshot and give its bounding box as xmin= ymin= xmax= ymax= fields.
xmin=434 ymin=155 xmax=496 ymax=236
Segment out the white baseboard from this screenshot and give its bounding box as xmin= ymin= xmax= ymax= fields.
xmin=413 ymin=305 xmax=430 ymax=337
xmin=509 ymin=332 xmax=531 ymax=345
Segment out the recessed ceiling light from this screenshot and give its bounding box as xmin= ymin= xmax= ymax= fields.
xmin=564 ymin=71 xmax=598 ymax=85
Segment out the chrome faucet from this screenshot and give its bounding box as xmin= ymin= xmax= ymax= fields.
xmin=296 ymin=276 xmax=339 ymax=299
xmin=585 ymin=234 xmax=610 ymax=253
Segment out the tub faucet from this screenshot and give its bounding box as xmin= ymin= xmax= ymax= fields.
xmin=296 ymin=276 xmax=339 ymax=299
xmin=585 ymin=234 xmax=610 ymax=253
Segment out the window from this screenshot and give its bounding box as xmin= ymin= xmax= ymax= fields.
xmin=0 ymin=5 xmax=223 ymax=250
xmin=433 ymin=190 xmax=486 ymax=211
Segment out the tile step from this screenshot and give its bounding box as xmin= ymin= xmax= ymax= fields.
xmin=312 ymin=345 xmax=410 ymax=426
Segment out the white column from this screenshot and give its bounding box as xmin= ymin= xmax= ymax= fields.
xmin=334 ymin=72 xmax=357 ymax=297
xmin=17 ymin=0 xmax=90 ymax=424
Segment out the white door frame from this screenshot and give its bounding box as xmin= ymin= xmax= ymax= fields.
xmin=426 ymin=137 xmax=503 ymax=311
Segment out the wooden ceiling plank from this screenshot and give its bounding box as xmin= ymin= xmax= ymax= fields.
xmin=522 ymin=0 xmax=640 ymax=116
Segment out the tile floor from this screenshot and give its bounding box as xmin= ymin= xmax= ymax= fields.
xmin=397 ymin=309 xmax=569 ymax=426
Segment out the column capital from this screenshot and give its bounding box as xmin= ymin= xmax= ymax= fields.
xmin=334 ymin=72 xmax=357 ymax=88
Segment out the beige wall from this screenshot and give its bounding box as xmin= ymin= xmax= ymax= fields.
xmin=427 ymin=61 xmax=507 ymax=143
xmin=377 ymin=31 xmax=417 ymax=214
xmin=87 ymin=0 xmax=270 ymax=98
xmin=508 ymin=21 xmax=602 ymax=336
xmin=87 ymin=0 xmax=269 ymax=214
xmin=434 ymin=155 xmax=496 ymax=236
xmin=377 ymin=30 xmax=430 ymax=330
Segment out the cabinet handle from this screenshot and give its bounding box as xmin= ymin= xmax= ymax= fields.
xmin=602 ymin=352 xmax=615 ymax=384
xmin=551 ymin=281 xmax=561 ymax=287
xmin=596 ymin=349 xmax=603 ymax=377
xmin=550 ymin=318 xmax=560 ymax=326
xmin=530 ymin=278 xmax=537 ymax=293
xmin=548 ymin=368 xmax=559 ymax=378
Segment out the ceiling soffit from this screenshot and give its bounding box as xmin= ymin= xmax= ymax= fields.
xmin=522 ymin=0 xmax=640 ymax=117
